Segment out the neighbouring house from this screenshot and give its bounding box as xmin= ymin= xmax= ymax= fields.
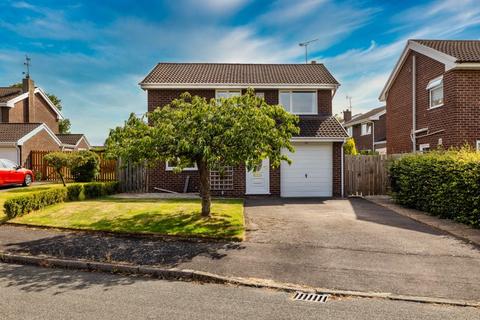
xmin=139 ymin=62 xmax=348 ymax=197
xmin=380 ymin=39 xmax=480 ymax=154
xmin=0 ymin=77 xmax=90 ymax=165
xmin=342 ymin=106 xmax=386 ymax=154
xmin=56 ymin=134 xmax=91 ymax=151
xmin=0 ymin=123 xmax=62 ymax=167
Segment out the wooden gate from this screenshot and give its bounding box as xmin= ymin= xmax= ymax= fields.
xmin=116 ymin=159 xmax=148 ymax=193
xmin=344 ymin=155 xmax=395 ymax=196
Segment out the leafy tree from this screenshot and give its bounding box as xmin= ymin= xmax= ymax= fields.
xmin=10 ymin=83 xmax=71 ymax=134
xmin=70 ymin=151 xmax=100 ymax=182
xmin=44 ymin=152 xmax=71 ymax=186
xmin=344 ymin=137 xmax=358 ymax=155
xmin=105 ymin=88 xmax=299 ymax=217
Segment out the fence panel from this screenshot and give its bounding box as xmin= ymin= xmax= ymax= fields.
xmin=116 ymin=159 xmax=148 ymax=193
xmin=345 ymin=154 xmax=395 ymax=196
xmin=29 ymin=150 xmax=117 ymax=182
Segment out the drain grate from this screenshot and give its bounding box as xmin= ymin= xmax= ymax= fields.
xmin=293 ymin=291 xmax=329 ymax=303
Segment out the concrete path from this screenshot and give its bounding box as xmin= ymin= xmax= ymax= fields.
xmin=0 ymin=263 xmax=478 ymax=320
xmin=0 ymin=198 xmax=479 ymax=301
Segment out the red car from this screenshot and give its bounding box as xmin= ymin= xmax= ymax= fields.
xmin=0 ymin=159 xmax=34 ymax=187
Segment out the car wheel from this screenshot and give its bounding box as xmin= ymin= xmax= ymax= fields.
xmin=23 ymin=174 xmax=32 ymax=187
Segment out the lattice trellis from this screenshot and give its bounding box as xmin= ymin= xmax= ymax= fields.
xmin=210 ymin=167 xmax=234 ymax=190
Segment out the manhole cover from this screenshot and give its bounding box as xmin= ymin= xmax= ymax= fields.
xmin=293 ymin=291 xmax=329 ymax=303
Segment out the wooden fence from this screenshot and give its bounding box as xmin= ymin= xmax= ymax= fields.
xmin=116 ymin=159 xmax=148 ymax=193
xmin=344 ymin=155 xmax=398 ymax=196
xmin=30 ymin=150 xmax=117 ymax=182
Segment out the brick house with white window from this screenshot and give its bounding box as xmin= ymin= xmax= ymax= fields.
xmin=342 ymin=106 xmax=386 ymax=154
xmin=140 ymin=63 xmax=348 ymax=197
xmin=0 ymin=77 xmax=90 ymax=166
xmin=380 ymin=40 xmax=480 ymax=153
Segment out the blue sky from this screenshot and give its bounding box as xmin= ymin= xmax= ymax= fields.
xmin=1 ymin=0 xmax=480 ymax=145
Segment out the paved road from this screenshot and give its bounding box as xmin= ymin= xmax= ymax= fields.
xmin=1 ymin=198 xmax=479 ymax=301
xmin=0 ymin=263 xmax=478 ymax=320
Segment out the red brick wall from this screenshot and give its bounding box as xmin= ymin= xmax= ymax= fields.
xmin=34 ymin=93 xmax=59 ymax=133
xmin=332 ymin=142 xmax=342 ymax=197
xmin=352 ymin=123 xmax=373 ymax=151
xmin=21 ymin=129 xmax=60 ymax=167
xmin=375 ymin=114 xmax=386 ymax=142
xmin=75 ymin=138 xmax=90 ymax=150
xmin=387 ymin=51 xmax=480 ymax=153
xmin=146 ymin=88 xmax=339 ymax=197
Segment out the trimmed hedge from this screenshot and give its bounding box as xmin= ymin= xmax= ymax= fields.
xmin=4 ymin=188 xmax=68 ymax=219
xmin=389 ymin=149 xmax=480 ymax=227
xmin=4 ymin=182 xmax=120 ymax=219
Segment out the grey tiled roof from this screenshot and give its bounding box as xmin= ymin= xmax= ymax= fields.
xmin=0 ymin=123 xmax=42 ymax=142
xmin=0 ymin=87 xmax=22 ymax=103
xmin=56 ymin=134 xmax=84 ymax=145
xmin=343 ymin=106 xmax=386 ymax=127
xmin=413 ymin=40 xmax=480 ymax=62
xmin=141 ymin=63 xmax=339 ymax=85
xmin=297 ymin=116 xmax=348 ymax=138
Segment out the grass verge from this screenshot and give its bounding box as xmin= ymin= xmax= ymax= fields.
xmin=10 ymin=197 xmax=245 ymax=240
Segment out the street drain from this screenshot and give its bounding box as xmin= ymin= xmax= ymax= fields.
xmin=293 ymin=291 xmax=329 ymax=303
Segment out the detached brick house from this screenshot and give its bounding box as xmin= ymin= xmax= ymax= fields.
xmin=380 ymin=40 xmax=480 ymax=153
xmin=342 ymin=106 xmax=386 ymax=154
xmin=0 ymin=77 xmax=90 ymax=166
xmin=140 ymin=63 xmax=348 ymax=197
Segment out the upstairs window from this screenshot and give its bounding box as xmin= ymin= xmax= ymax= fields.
xmin=346 ymin=126 xmax=352 ymax=136
xmin=279 ymin=91 xmax=317 ymax=115
xmin=427 ymin=76 xmax=444 ymax=109
xmin=361 ymin=123 xmax=372 ymax=136
xmin=216 ymin=90 xmax=241 ymax=100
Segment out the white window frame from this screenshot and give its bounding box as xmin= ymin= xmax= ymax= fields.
xmin=427 ymin=76 xmax=444 ymax=109
xmin=165 ymin=159 xmax=197 ymax=171
xmin=361 ymin=122 xmax=372 ymax=136
xmin=215 ymin=90 xmax=242 ymax=100
xmin=476 ymin=140 xmax=480 ymax=151
xmin=346 ymin=126 xmax=352 ymax=136
xmin=278 ymin=90 xmax=317 ymax=115
xmin=255 ymin=92 xmax=265 ymax=99
xmin=419 ymin=143 xmax=430 ymax=152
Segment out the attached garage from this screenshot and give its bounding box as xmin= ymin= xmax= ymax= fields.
xmin=0 ymin=147 xmax=18 ymax=163
xmin=281 ymin=142 xmax=333 ymax=197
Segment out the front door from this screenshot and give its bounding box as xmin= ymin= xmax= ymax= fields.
xmin=246 ymin=159 xmax=270 ymax=195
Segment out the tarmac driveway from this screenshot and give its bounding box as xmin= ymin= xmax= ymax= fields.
xmin=184 ymin=198 xmax=480 ymax=301
xmin=1 ymin=198 xmax=479 ymax=301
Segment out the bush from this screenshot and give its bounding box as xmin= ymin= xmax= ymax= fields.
xmin=83 ymin=181 xmax=120 ymax=199
xmin=70 ymin=151 xmax=100 ymax=182
xmin=44 ymin=152 xmax=71 ymax=186
xmin=66 ymin=184 xmax=83 ymax=201
xmin=389 ymin=148 xmax=480 ymax=227
xmin=4 ymin=188 xmax=68 ymax=219
xmin=343 ymin=137 xmax=358 ymax=155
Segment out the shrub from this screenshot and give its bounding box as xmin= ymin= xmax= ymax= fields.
xmin=389 ymin=148 xmax=480 ymax=227
xmin=343 ymin=137 xmax=358 ymax=155
xmin=4 ymin=188 xmax=68 ymax=219
xmin=34 ymin=171 xmax=42 ymax=182
xmin=66 ymin=184 xmax=83 ymax=201
xmin=83 ymin=181 xmax=120 ymax=199
xmin=44 ymin=152 xmax=71 ymax=186
xmin=70 ymin=151 xmax=100 ymax=182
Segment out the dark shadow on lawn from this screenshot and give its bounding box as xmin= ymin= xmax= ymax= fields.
xmin=349 ymin=198 xmax=444 ymax=236
xmin=4 ymin=231 xmax=245 ymax=268
xmin=0 ymin=262 xmax=144 ymax=294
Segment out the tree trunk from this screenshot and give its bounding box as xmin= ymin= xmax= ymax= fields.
xmin=197 ymin=159 xmax=211 ymax=217
xmin=58 ymin=171 xmax=66 ymax=187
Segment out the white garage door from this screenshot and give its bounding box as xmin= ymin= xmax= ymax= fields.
xmin=0 ymin=147 xmax=18 ymax=164
xmin=281 ymin=142 xmax=332 ymax=197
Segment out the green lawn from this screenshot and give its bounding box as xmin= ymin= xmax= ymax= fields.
xmin=11 ymin=197 xmax=245 ymax=240
xmin=0 ymin=184 xmax=63 ymax=223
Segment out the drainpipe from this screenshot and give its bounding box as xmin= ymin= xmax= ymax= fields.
xmin=372 ymin=121 xmax=375 ymax=152
xmin=411 ymin=55 xmax=417 ymax=153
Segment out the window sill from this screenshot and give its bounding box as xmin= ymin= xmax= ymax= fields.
xmin=165 ymin=168 xmax=198 ymax=172
xmin=428 ymin=103 xmax=444 ymax=110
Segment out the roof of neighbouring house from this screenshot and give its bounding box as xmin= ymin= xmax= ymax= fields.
xmin=343 ymin=106 xmax=386 ymax=127
xmin=140 ymin=63 xmax=339 ymax=86
xmin=297 ymin=116 xmax=348 ymax=138
xmin=0 ymin=87 xmax=22 ymax=103
xmin=413 ymin=40 xmax=480 ymax=63
xmin=0 ymin=123 xmax=43 ymax=143
xmin=56 ymin=134 xmax=86 ymax=145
